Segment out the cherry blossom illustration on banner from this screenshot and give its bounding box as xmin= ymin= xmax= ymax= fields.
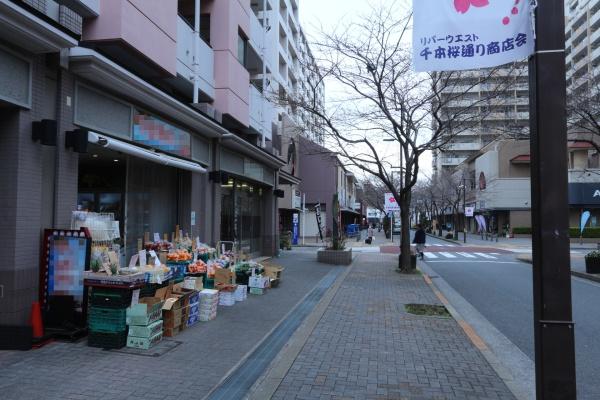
xmin=413 ymin=0 xmax=535 ymax=71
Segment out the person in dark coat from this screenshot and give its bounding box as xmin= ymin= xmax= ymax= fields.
xmin=413 ymin=224 xmax=426 ymax=260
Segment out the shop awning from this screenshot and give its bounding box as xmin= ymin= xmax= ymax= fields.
xmin=88 ymin=132 xmax=207 ymax=174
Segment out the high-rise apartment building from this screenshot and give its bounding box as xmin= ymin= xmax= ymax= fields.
xmin=565 ymin=0 xmax=600 ymax=93
xmin=431 ymin=64 xmax=529 ymax=175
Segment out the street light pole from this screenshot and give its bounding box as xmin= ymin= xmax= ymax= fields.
xmin=529 ymin=1 xmax=576 ymax=398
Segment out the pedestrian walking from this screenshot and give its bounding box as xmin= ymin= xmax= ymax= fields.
xmin=367 ymin=224 xmax=374 ymax=243
xmin=413 ymin=224 xmax=426 ymax=260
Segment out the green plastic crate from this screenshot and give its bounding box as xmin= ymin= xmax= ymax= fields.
xmin=128 ymin=319 xmax=163 ymax=338
xmin=88 ymin=307 xmax=127 ymax=332
xmin=88 ymin=330 xmax=127 ymax=349
xmin=249 ymin=287 xmax=264 ymax=295
xmin=127 ymin=331 xmax=163 ymax=350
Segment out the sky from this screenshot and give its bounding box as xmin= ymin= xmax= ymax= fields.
xmin=298 ymin=0 xmax=434 ymax=180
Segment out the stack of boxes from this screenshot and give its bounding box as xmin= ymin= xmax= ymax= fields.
xmin=199 ymin=289 xmax=219 ymax=321
xmin=126 ymin=297 xmax=164 ymax=349
xmin=218 ymin=290 xmax=236 ymax=306
xmin=87 ymin=288 xmax=131 ymax=349
xmin=186 ymin=290 xmax=200 ymax=328
xmin=234 ymin=285 xmax=247 ymax=302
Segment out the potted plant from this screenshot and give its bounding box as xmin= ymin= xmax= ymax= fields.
xmin=584 ymin=251 xmax=600 ymax=274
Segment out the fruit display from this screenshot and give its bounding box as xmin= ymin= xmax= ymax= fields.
xmin=188 ymin=260 xmax=207 ymax=274
xmin=166 ymin=249 xmax=192 ymax=262
xmin=144 ymin=241 xmax=172 ymax=252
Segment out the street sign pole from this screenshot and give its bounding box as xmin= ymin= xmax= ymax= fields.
xmin=529 ymin=1 xmax=577 ymax=398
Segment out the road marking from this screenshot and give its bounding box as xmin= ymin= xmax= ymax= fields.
xmin=456 ymin=252 xmax=476 ymax=258
xmin=427 ymin=260 xmax=519 ymax=264
xmin=439 ymin=252 xmax=457 ymax=258
xmin=445 ymin=244 xmax=457 ymax=247
xmin=424 ymin=252 xmax=438 ymax=259
xmin=474 ymin=252 xmax=497 ymax=259
xmin=431 ymin=244 xmax=443 ymax=247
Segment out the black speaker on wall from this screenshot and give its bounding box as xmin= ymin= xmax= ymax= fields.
xmin=65 ymin=129 xmax=88 ymax=153
xmin=274 ymin=189 xmax=285 ymax=198
xmin=32 ymin=119 xmax=57 ymax=146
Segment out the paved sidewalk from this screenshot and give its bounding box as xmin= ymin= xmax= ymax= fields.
xmin=0 ymin=250 xmax=336 ymax=400
xmin=266 ymin=254 xmax=516 ymax=400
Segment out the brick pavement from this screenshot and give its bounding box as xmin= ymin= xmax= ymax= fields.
xmin=0 ymin=250 xmax=336 ymax=400
xmin=271 ymin=254 xmax=516 ymax=400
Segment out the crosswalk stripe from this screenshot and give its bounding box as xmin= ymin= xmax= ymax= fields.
xmin=424 ymin=252 xmax=438 ymax=259
xmin=431 ymin=244 xmax=443 ymax=247
xmin=456 ymin=252 xmax=476 ymax=258
xmin=445 ymin=244 xmax=457 ymax=247
xmin=490 ymin=253 xmax=501 ymax=256
xmin=474 ymin=252 xmax=497 ymax=259
xmin=439 ymin=252 xmax=457 ymax=258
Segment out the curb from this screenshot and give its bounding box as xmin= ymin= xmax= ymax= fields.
xmin=516 ymin=255 xmax=600 ymax=284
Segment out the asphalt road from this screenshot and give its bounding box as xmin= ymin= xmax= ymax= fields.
xmin=422 ymin=235 xmax=600 ymax=400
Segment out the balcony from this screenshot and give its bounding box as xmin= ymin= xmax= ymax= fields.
xmin=441 ymin=157 xmax=468 ymax=166
xmin=445 ymin=142 xmax=481 ymax=151
xmin=176 ymin=16 xmax=215 ymax=101
xmin=249 ymin=84 xmax=273 ymax=140
xmin=249 ymin=11 xmax=265 ymax=54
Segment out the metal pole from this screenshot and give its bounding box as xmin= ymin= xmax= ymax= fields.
xmin=529 ymin=1 xmax=577 ymax=398
xmin=302 ymin=193 xmax=306 ymax=245
xmin=463 ymin=178 xmax=467 ymax=243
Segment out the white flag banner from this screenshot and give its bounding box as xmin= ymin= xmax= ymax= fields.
xmin=384 ymin=193 xmax=400 ymax=212
xmin=413 ymin=0 xmax=535 ymax=72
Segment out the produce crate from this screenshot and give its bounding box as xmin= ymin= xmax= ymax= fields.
xmin=128 ymin=319 xmax=163 ymax=338
xmin=187 ymin=314 xmax=199 ymax=327
xmin=126 ymin=331 xmax=163 ymax=350
xmin=166 ymin=262 xmax=189 ymax=279
xmin=90 ymin=288 xmax=133 ymax=308
xmin=198 ymin=253 xmax=210 ymax=262
xmin=249 ymin=287 xmax=264 ymax=295
xmin=88 ymin=330 xmax=127 ymax=349
xmin=126 ymin=298 xmax=163 ymax=326
xmin=88 ymin=307 xmax=127 ymax=332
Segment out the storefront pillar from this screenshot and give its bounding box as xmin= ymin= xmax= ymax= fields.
xmin=263 ymin=186 xmax=278 ymax=256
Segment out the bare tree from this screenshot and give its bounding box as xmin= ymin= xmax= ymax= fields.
xmin=361 ymin=178 xmax=389 ymax=214
xmin=278 ymin=4 xmax=514 ymax=271
xmin=567 ymin=73 xmax=600 ymax=153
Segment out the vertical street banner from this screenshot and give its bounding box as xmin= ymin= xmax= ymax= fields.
xmin=384 ymin=193 xmax=400 ymax=213
xmin=292 ymin=213 xmax=299 ymax=245
xmin=315 ymin=204 xmax=324 ymax=241
xmin=413 ymin=0 xmax=535 ymax=71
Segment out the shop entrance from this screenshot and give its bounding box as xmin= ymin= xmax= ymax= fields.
xmin=221 ymin=177 xmax=264 ymax=255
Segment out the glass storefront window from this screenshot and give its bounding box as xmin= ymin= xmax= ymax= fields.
xmin=220 ymin=178 xmax=264 ymax=255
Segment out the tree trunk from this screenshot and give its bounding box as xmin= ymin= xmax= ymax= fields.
xmin=399 ymin=191 xmax=414 ymax=272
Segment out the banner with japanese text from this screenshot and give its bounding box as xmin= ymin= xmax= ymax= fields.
xmin=413 ymin=0 xmax=535 ymax=71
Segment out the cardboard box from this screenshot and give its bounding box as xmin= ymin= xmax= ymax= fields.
xmin=264 ymin=265 xmax=284 ymax=280
xmin=127 ymin=331 xmax=163 ymax=350
xmin=128 ymin=319 xmax=163 ymax=338
xmin=215 ymin=268 xmax=235 ymax=285
xmin=163 ymin=326 xmax=180 ymax=337
xmin=163 ymin=308 xmax=183 ymax=328
xmin=126 ymin=297 xmax=163 ymax=326
xmin=249 ymin=287 xmax=264 ymax=295
xmin=249 ymin=276 xmax=268 ymax=289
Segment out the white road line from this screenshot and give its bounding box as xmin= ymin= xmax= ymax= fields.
xmin=424 ymin=252 xmax=438 ymax=259
xmin=428 ymin=260 xmax=519 ymax=264
xmin=474 ymin=252 xmax=497 ymax=259
xmin=431 ymin=244 xmax=443 ymax=247
xmin=456 ymin=252 xmax=476 ymax=258
xmin=490 ymin=253 xmax=501 ymax=256
xmin=445 ymin=244 xmax=457 ymax=247
xmin=439 ymin=252 xmax=457 ymax=258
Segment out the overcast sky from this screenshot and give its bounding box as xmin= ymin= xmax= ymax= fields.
xmin=298 ymin=0 xmax=434 ymax=180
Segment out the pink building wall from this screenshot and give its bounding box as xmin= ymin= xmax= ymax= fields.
xmin=206 ymin=0 xmax=252 ymax=127
xmin=83 ymin=0 xmax=177 ymax=76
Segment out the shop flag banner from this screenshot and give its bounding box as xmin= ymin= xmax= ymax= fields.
xmin=413 ymin=0 xmax=535 ymax=72
xmin=384 ymin=193 xmax=400 ymax=212
xmin=581 ymin=210 xmax=591 ymax=234
xmin=465 ymin=206 xmax=475 ymax=217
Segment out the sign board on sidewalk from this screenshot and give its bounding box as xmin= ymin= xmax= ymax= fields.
xmin=412 ymin=0 xmax=535 ymax=72
xmin=465 ymin=206 xmax=475 ymax=217
xmin=384 ymin=193 xmax=400 ymax=212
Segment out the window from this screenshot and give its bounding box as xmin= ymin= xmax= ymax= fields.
xmin=200 ymin=14 xmax=211 ymax=44
xmin=237 ymin=31 xmax=248 ymax=66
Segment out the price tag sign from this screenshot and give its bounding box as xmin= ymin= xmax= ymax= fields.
xmin=153 ymin=233 xmax=160 ymax=242
xmin=138 ymin=250 xmax=147 ymax=267
xmin=149 ymin=250 xmax=161 ymax=266
xmin=128 ymin=254 xmax=139 ymax=268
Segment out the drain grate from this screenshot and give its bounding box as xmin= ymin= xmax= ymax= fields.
xmin=206 ymin=267 xmax=344 ymax=400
